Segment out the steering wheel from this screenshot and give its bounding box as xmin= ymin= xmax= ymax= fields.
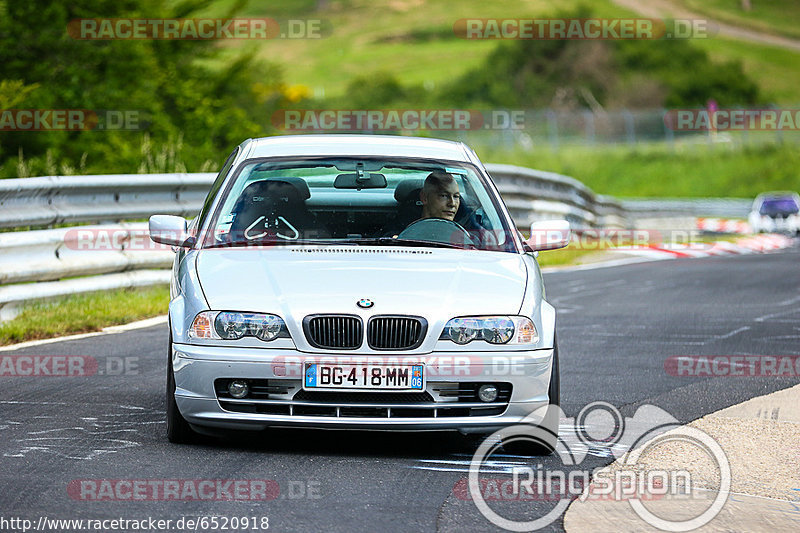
xmin=244 ymin=215 xmax=299 ymax=240
xmin=398 ymin=218 xmax=475 ymax=248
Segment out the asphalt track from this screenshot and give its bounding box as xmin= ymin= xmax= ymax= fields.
xmin=1 ymin=246 xmax=798 ymax=532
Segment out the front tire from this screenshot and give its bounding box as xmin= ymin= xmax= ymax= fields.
xmin=166 ymin=332 xmax=196 ymax=444
xmin=502 ymin=336 xmax=560 ymax=456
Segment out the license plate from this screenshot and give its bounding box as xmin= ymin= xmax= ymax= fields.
xmin=303 ymin=363 xmax=424 ymax=391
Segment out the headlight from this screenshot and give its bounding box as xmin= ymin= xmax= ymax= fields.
xmin=440 ymin=316 xmax=538 ymax=345
xmin=189 ymin=311 xmax=288 ymax=342
xmin=444 ymin=318 xmax=481 ymax=344
xmin=215 ymin=312 xmax=248 ymax=340
xmin=247 ymin=314 xmax=285 ymax=341
xmin=481 ymin=317 xmax=515 ymax=344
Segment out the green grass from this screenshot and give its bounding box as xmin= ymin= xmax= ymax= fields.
xmin=479 ymin=139 xmax=800 ymax=198
xmin=0 ymin=286 xmax=169 ymax=346
xmin=678 ymin=0 xmax=800 ymax=40
xmin=193 ymin=0 xmax=640 ymax=99
xmin=184 ymin=0 xmax=800 ymax=104
xmin=692 ymin=35 xmax=800 ymax=104
xmin=534 ymin=246 xmax=610 ymax=267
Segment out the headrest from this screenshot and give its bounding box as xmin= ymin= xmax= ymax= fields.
xmin=393 ymin=179 xmax=424 ymax=203
xmin=241 ymin=178 xmax=311 ymax=201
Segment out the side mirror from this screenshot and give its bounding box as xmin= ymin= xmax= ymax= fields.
xmin=149 ymin=215 xmax=192 ymax=247
xmin=526 ymin=220 xmax=571 ymax=251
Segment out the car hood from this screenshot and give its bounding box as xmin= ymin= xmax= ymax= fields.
xmin=196 ymin=247 xmax=528 ymax=321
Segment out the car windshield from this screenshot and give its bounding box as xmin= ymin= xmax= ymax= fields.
xmin=202 ymin=157 xmax=518 ymax=252
xmin=759 ymin=197 xmax=800 ymax=216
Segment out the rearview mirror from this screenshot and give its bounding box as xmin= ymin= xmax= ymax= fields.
xmin=334 ymin=172 xmax=387 ymax=189
xmin=149 ymin=215 xmax=192 ymax=247
xmin=526 ymin=220 xmax=571 ymax=251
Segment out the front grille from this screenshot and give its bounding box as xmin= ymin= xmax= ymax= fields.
xmin=367 ymin=316 xmax=426 ymax=350
xmin=304 ymin=315 xmax=363 ymax=349
xmin=292 ymin=390 xmax=434 ymax=404
xmin=215 ymin=380 xmax=511 ymax=418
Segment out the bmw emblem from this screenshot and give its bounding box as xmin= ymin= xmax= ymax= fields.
xmin=357 ymin=298 xmax=374 ymax=309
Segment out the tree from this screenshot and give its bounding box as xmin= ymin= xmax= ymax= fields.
xmin=0 ymin=0 xmax=286 ymax=176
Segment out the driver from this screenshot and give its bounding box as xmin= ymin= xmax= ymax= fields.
xmin=420 ymin=171 xmax=461 ymax=221
xmin=394 ymin=171 xmax=476 ymax=247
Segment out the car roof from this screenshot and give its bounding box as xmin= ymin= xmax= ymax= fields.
xmin=755 ymin=191 xmax=800 ymax=200
xmin=243 ymin=134 xmax=473 ymax=163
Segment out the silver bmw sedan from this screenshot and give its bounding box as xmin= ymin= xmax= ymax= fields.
xmin=149 ymin=134 xmax=569 ymax=452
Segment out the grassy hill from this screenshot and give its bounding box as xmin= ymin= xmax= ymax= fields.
xmin=189 ymin=0 xmax=800 ymax=104
xmin=480 ymin=140 xmax=800 ymax=198
xmin=197 ymin=0 xmax=630 ymax=97
xmin=695 ymin=36 xmax=800 ymax=104
xmin=678 ymin=0 xmax=800 ymax=40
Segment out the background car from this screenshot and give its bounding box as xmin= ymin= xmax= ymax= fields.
xmin=748 ymin=192 xmax=800 ymax=235
xmin=149 ymin=134 xmax=570 ymax=453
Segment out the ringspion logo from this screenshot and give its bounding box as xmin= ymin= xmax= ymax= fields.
xmin=468 ymin=402 xmax=730 ymax=530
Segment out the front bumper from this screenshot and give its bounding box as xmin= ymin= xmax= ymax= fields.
xmin=172 ymin=343 xmax=554 ymax=433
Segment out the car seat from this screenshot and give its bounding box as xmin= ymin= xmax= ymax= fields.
xmin=229 ymin=178 xmax=318 ymax=242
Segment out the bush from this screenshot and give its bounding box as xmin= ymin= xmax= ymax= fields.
xmin=0 ymin=0 xmax=292 ymax=177
xmin=435 ymin=8 xmax=760 ymax=109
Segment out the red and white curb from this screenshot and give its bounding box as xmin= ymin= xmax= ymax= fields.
xmin=696 ymin=217 xmax=752 ymax=234
xmin=620 ymin=234 xmax=795 ymax=260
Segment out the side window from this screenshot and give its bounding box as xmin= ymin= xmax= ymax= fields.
xmin=195 ymin=147 xmax=239 ymax=233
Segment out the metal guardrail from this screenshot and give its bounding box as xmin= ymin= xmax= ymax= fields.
xmin=1 ymin=164 xmax=628 ymax=321
xmin=0 ymin=166 xmax=626 ymax=229
xmin=0 ymin=173 xmax=216 ymax=228
xmin=486 ymin=164 xmax=627 ymax=229
xmin=0 ymin=223 xmax=173 ymax=285
xmin=3 ymin=164 xmax=751 ymax=322
xmin=622 ymin=198 xmax=752 ymax=218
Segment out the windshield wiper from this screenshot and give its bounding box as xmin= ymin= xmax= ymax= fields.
xmin=204 ymin=238 xmax=336 ymax=249
xmin=204 ymin=237 xmax=473 ymax=250
xmin=331 ymin=237 xmax=468 ymax=249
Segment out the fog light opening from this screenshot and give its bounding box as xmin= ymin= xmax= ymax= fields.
xmin=478 ymin=384 xmax=498 ymax=403
xmin=228 ymin=380 xmax=249 ymax=399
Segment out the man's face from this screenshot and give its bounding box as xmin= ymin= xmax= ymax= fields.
xmin=422 ymin=180 xmax=461 ymax=220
